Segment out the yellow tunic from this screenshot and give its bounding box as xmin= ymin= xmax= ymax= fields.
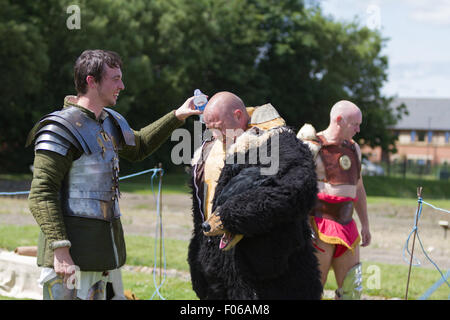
xmin=203 ymin=139 xmax=226 ymax=220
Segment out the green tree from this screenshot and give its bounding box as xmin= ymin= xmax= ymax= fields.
xmin=0 ymin=0 xmax=404 ymax=174
xmin=0 ymin=0 xmax=50 ymax=171
xmin=254 ymin=3 xmax=405 ymax=152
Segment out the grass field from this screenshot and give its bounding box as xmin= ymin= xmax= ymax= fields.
xmin=363 ymin=176 xmax=450 ymax=199
xmin=0 ymin=224 xmax=448 ymax=300
xmin=0 ymin=172 xmax=448 ymax=300
xmin=120 ymin=172 xmax=191 ymax=194
xmin=1 ymin=171 xmax=449 ymax=199
xmin=118 ymin=172 xmax=450 ymax=199
xmin=366 ymin=195 xmax=450 ymax=208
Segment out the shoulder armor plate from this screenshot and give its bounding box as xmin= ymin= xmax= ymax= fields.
xmin=27 ymin=107 xmax=94 ymax=154
xmin=27 ymin=106 xmax=136 ymax=155
xmin=29 ymin=123 xmax=80 ymax=156
xmin=36 ymin=123 xmax=82 ymax=150
xmin=103 ymin=108 xmax=135 ymax=146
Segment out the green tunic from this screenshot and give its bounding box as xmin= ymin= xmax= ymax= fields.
xmin=28 ymin=98 xmax=184 ymax=270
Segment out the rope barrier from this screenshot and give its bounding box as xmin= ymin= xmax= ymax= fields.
xmin=118 ymin=168 xmax=161 ymax=181
xmin=0 ymin=168 xmax=163 ymax=196
xmin=419 ymin=269 xmax=450 ymax=300
xmin=0 ymin=191 xmax=31 ymax=196
xmin=422 ymin=200 xmax=450 ymax=214
xmin=403 ymin=190 xmax=450 ymax=300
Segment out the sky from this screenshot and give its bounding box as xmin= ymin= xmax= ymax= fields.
xmin=320 ymin=0 xmax=450 ymax=98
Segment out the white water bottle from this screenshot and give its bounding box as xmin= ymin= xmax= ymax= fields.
xmin=193 ymin=89 xmax=207 ymax=123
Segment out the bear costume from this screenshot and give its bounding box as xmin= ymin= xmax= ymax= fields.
xmin=188 ymin=104 xmax=322 ymax=299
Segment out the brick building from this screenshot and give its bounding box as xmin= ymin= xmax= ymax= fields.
xmin=362 ymin=98 xmax=450 ymax=166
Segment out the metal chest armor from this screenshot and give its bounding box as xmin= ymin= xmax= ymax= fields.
xmin=27 ymin=106 xmax=135 ymax=222
xmin=316 ymin=135 xmax=361 ymax=186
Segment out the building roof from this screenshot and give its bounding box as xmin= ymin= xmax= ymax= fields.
xmin=391 ymin=98 xmax=450 ymax=131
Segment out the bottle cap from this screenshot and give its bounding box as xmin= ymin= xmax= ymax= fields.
xmin=193 ymin=89 xmax=208 ymax=111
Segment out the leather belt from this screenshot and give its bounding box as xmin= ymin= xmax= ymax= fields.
xmin=312 ymin=199 xmax=354 ymax=225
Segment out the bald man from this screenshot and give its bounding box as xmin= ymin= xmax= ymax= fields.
xmin=188 ymin=92 xmax=322 ymax=300
xmin=297 ymin=100 xmax=371 ymax=300
xmin=203 ymin=92 xmax=249 ymax=141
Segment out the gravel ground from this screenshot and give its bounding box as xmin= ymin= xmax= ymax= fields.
xmin=1 ymin=191 xmax=448 ymax=300
xmin=1 ymin=191 xmax=448 ymax=269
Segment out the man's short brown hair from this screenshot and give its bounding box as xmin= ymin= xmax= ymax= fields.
xmin=74 ymin=49 xmax=122 ymax=95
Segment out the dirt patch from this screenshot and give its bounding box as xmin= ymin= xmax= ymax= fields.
xmin=1 ymin=192 xmax=449 ymax=270
xmin=0 ymin=180 xmax=31 ymax=193
xmin=119 ymin=192 xmax=194 ymax=241
xmin=360 ymin=200 xmax=450 ymax=269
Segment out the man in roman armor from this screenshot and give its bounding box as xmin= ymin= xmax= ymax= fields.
xmin=297 ymin=100 xmax=371 ymax=300
xmin=26 ymin=49 xmax=200 ymax=300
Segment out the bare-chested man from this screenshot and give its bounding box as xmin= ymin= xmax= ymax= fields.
xmin=297 ymin=100 xmax=371 ymax=299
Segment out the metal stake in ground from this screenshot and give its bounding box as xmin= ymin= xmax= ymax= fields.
xmin=150 ymin=164 xmax=166 ymax=300
xmin=405 ymin=186 xmax=423 ymax=300
xmin=158 ymin=163 xmax=163 ymax=287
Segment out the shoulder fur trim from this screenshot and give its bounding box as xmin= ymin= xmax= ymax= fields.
xmin=297 ymin=123 xmax=317 ymax=141
xmin=303 ymin=141 xmax=321 ymax=160
xmin=227 ymin=126 xmax=292 ymax=156
xmin=297 ymin=124 xmax=321 ymax=159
